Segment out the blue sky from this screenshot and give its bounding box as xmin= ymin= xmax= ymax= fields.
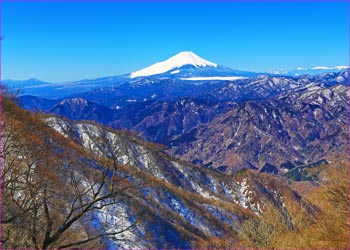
xmin=1 ymin=2 xmax=349 ymax=82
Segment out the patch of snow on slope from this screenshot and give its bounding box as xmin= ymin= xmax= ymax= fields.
xmin=201 ymin=204 xmax=238 ymax=226
xmin=167 ymin=194 xmax=211 ymax=233
xmin=171 ymin=161 xmax=216 ymax=199
xmin=231 ymin=179 xmax=262 ymax=215
xmin=235 ymin=179 xmax=251 ymax=209
xmin=134 ymin=145 xmax=166 ymax=181
xmin=95 ymin=203 xmax=143 ymax=249
xmin=45 ymin=117 xmax=69 ymax=137
xmin=170 ymin=69 xmax=180 ymax=74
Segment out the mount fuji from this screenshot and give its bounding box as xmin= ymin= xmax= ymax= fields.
xmin=130 ymin=51 xmax=258 ymax=80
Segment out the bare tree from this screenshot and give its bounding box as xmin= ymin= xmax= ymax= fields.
xmin=1 ymin=97 xmax=140 ymax=249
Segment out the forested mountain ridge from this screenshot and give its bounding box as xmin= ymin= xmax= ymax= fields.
xmin=4 ymin=96 xmax=348 ymax=248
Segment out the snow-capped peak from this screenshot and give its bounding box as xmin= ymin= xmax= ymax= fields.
xmin=312 ymin=66 xmax=349 ymax=70
xmin=334 ymin=66 xmax=349 ymax=70
xmin=60 ymin=98 xmax=89 ymax=106
xmin=130 ymin=51 xmax=217 ymax=78
xmin=312 ymin=66 xmax=332 ymax=70
xmin=271 ymin=65 xmax=349 ymax=76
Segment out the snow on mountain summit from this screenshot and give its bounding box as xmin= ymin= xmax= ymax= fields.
xmin=130 ymin=51 xmax=217 ymax=78
xmin=311 ymin=66 xmax=348 ymax=70
xmin=271 ymin=65 xmax=349 ymax=76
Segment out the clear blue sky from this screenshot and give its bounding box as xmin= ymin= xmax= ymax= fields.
xmin=1 ymin=2 xmax=349 ymax=82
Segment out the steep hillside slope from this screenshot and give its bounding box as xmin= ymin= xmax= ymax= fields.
xmin=2 ymin=97 xmax=312 ymax=249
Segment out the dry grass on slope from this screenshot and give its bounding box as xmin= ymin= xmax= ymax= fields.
xmin=237 ymin=160 xmax=350 ymax=249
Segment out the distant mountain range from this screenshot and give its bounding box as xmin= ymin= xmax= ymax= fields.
xmin=271 ymin=65 xmax=349 ymax=76
xmin=3 ymin=51 xmax=348 ymax=98
xmin=18 ymin=69 xmax=349 ymax=174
